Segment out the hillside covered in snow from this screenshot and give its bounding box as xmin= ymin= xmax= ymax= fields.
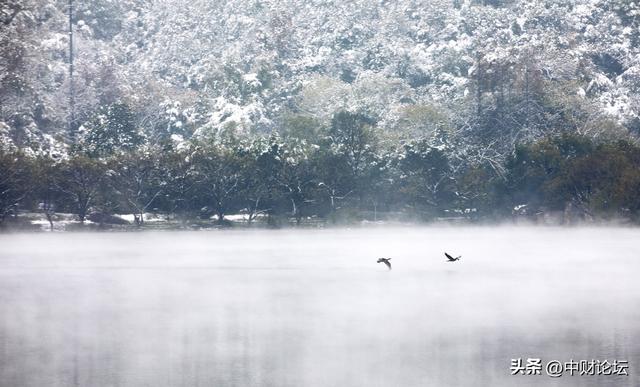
xmin=1 ymin=0 xmax=640 ymax=227
xmin=2 ymin=0 xmax=639 ymax=146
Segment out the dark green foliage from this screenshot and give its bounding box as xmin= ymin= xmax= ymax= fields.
xmin=396 ymin=140 xmax=453 ymax=215
xmin=190 ymin=138 xmax=246 ymax=223
xmin=108 ymin=152 xmax=163 ymax=225
xmin=5 ymin=127 xmax=640 ymax=228
xmin=552 ymin=141 xmax=640 ymax=219
xmin=0 ymin=150 xmax=31 ymax=226
xmin=505 ymin=134 xmax=594 ymax=211
xmin=78 ymin=103 xmax=144 ymax=157
xmin=155 ymin=147 xmax=196 ymax=219
xmin=506 ymin=134 xmax=640 ymax=220
xmin=327 ymin=111 xmax=378 ymax=197
xmin=56 ymin=155 xmax=107 ymax=222
xmin=30 ymin=155 xmax=63 ymax=230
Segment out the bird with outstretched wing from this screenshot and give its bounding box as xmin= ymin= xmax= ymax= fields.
xmin=445 ymin=252 xmax=461 ymax=262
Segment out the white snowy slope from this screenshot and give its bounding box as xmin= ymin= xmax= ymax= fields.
xmin=1 ymin=0 xmax=638 ymax=153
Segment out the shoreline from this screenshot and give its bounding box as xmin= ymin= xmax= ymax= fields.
xmin=1 ymin=211 xmax=637 ymax=233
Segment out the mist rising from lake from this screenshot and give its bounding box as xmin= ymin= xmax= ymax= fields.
xmin=0 ymin=227 xmax=638 ymax=386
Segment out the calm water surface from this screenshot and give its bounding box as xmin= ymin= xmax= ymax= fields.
xmin=0 ymin=227 xmax=638 ymax=386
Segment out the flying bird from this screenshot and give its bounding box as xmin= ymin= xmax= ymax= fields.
xmin=377 ymin=257 xmax=392 ymax=270
xmin=444 ymin=252 xmax=461 ymax=262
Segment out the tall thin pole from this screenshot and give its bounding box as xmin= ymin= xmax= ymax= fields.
xmin=68 ymin=0 xmax=75 ymax=140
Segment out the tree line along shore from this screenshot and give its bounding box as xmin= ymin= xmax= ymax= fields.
xmin=2 ymin=110 xmax=640 ymax=231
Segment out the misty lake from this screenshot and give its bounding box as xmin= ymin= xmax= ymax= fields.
xmin=0 ymin=227 xmax=638 ymax=387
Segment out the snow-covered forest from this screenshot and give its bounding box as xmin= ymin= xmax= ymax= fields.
xmin=1 ymin=0 xmax=640 ymax=228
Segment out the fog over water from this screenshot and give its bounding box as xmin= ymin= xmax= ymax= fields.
xmin=0 ymin=227 xmax=639 ymax=387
